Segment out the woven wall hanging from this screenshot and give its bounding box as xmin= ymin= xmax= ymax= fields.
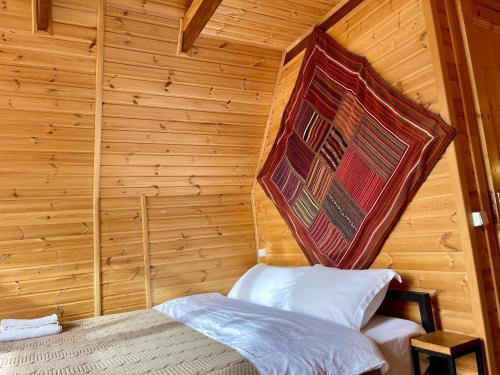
xmin=258 ymin=28 xmax=456 ymax=269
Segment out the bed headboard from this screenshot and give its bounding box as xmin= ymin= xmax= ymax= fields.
xmin=383 ymin=290 xmax=436 ymax=333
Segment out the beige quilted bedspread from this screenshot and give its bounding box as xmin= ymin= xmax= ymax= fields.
xmin=0 ymin=309 xmax=259 ymax=375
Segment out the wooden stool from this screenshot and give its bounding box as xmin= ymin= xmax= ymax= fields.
xmin=410 ymin=331 xmax=485 ymax=375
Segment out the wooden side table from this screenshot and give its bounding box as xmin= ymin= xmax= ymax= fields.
xmin=410 ymin=331 xmax=485 ymax=375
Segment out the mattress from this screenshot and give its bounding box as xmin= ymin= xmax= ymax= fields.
xmin=0 ymin=297 xmax=409 ymax=375
xmin=0 ymin=309 xmax=259 ymax=375
xmin=362 ymin=315 xmax=426 ymax=375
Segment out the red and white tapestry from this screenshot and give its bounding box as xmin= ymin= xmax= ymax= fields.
xmin=258 ymin=28 xmax=456 ymax=269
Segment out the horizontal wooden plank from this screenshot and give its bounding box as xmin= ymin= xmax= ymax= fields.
xmin=103 ymin=116 xmax=264 ymax=135
xmin=372 ymin=252 xmax=465 ymax=272
xmin=101 ymin=176 xmax=253 ymax=188
xmin=102 ymin=142 xmax=260 ymax=156
xmin=101 ymin=129 xmax=262 ymax=146
xmin=148 ymin=194 xmax=251 ymax=207
xmin=151 ymin=278 xmax=237 ymax=305
xmin=0 ymin=246 xmax=93 ymax=269
xmin=102 ymin=279 xmax=146 ymax=298
xmin=148 ymin=203 xmax=252 ymax=218
xmin=53 ymin=4 xmax=97 ymax=28
xmin=0 ymin=46 xmax=96 ymax=73
xmin=195 ymin=35 xmax=283 ymax=60
xmin=0 ymin=65 xmax=96 ymax=88
xmin=0 ymin=299 xmax=94 ymax=321
xmin=0 ymin=79 xmax=95 ymax=101
xmin=104 ymin=61 xmax=276 ymax=92
xmin=103 ymin=103 xmax=268 ymax=126
xmin=100 ymin=185 xmax=252 ymax=197
xmin=0 ymin=94 xmax=94 ymax=115
xmin=151 ymin=264 xmax=252 ymax=287
xmin=0 ymin=108 xmax=94 ymax=127
xmin=103 ymin=91 xmax=270 ymax=115
xmin=52 ymin=21 xmax=97 ymax=42
xmin=150 ymin=243 xmax=255 ymax=265
xmin=151 ymin=252 xmax=257 ymax=280
xmin=0 ymin=188 xmax=92 ymax=199
xmin=0 ymin=163 xmax=93 ymax=176
xmin=105 ymin=11 xmax=177 ymax=41
xmin=106 ymin=0 xmax=186 ymax=20
xmin=0 ymin=151 xmax=94 ymax=165
xmin=101 ymin=153 xmax=257 ymax=166
xmin=0 ymin=137 xmax=94 ymax=153
xmin=0 ymin=221 xmax=92 ymax=242
xmin=0 ymin=273 xmax=93 ymax=297
xmin=148 ymin=224 xmax=254 ymax=243
xmin=0 ymin=198 xmax=91 ymax=213
xmin=104 ymin=76 xmax=273 ymax=105
xmin=0 ymin=28 xmax=97 ymax=58
xmin=100 ymin=165 xmax=256 ymax=177
xmin=0 ymin=123 xmax=94 ymax=140
xmin=148 ymin=213 xmax=253 ymax=232
xmin=0 ymin=208 xmax=92 ymax=227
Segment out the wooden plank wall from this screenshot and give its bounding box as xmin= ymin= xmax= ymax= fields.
xmin=457 ymin=0 xmax=500 ymax=370
xmin=98 ymin=1 xmax=281 ymax=312
xmin=429 ymin=1 xmax=498 ymax=372
xmin=0 ymin=2 xmax=496 ymax=373
xmin=0 ymin=0 xmax=280 ymax=320
xmin=252 ymin=0 xmax=492 ymax=373
xmin=0 ymin=0 xmax=98 ymax=321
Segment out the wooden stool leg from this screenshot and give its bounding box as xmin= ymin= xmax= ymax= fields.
xmin=475 ymin=347 xmax=486 ymax=375
xmin=448 ymin=356 xmax=457 ymax=375
xmin=411 ymin=347 xmax=421 ymax=375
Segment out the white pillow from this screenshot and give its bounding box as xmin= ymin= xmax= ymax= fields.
xmin=228 ymin=264 xmax=310 ymax=309
xmin=284 ymin=264 xmax=401 ymax=330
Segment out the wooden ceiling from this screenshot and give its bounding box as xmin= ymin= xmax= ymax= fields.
xmin=200 ymin=0 xmax=343 ymax=50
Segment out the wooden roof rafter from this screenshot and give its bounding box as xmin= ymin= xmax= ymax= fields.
xmin=31 ymin=0 xmax=52 ymax=33
xmin=284 ymin=0 xmax=364 ymax=65
xmin=180 ymin=0 xmax=223 ymax=53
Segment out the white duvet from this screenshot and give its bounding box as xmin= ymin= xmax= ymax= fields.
xmin=155 ymin=293 xmax=388 ymax=375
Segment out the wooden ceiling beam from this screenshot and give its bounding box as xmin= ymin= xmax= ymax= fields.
xmin=32 ymin=0 xmax=52 ymax=32
xmin=181 ymin=0 xmax=223 ymax=53
xmin=284 ymin=0 xmax=364 ymax=65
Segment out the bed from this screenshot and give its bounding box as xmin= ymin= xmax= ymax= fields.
xmin=0 ymin=267 xmax=434 ymax=375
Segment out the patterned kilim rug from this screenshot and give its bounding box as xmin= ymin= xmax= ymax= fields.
xmin=258 ymin=28 xmax=456 ymax=269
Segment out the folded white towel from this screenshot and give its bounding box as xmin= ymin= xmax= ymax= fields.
xmin=0 ymin=324 xmax=62 ymax=342
xmin=0 ymin=314 xmax=58 ymax=329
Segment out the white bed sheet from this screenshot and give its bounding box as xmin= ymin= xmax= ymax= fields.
xmin=362 ymin=315 xmax=426 ymax=375
xmin=155 ymin=293 xmax=388 ymax=375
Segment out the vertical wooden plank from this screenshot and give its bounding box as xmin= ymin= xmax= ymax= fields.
xmin=140 ymin=195 xmax=152 ymax=308
xmin=93 ymin=0 xmax=105 ymax=317
xmin=31 ymin=0 xmax=38 ymax=34
xmin=421 ymin=1 xmax=496 ymax=373
xmin=250 ymin=188 xmax=262 ymax=264
xmin=176 ymin=19 xmax=183 ymax=56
